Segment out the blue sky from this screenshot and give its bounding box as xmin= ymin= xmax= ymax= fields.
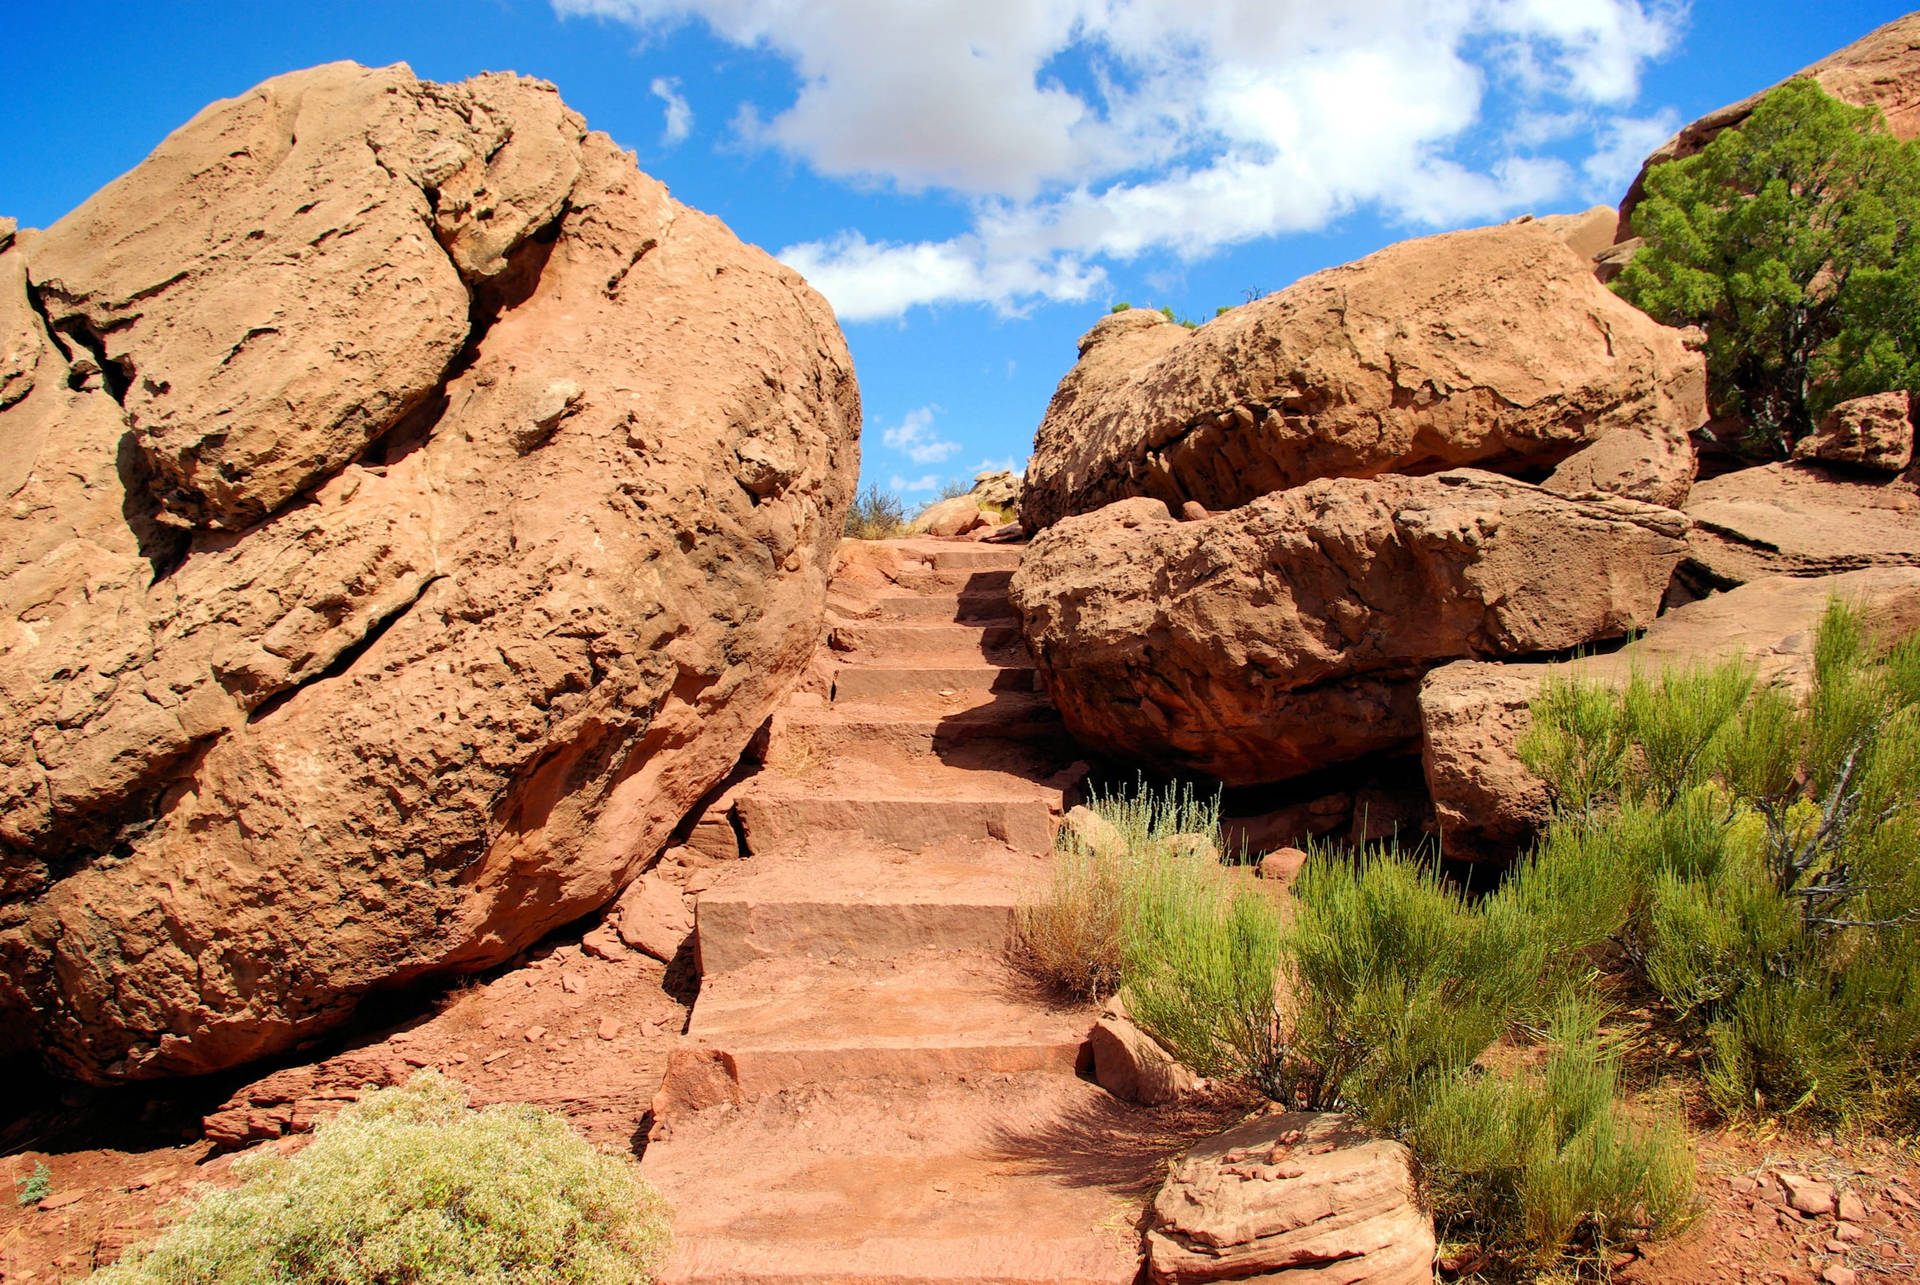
xmin=2 ymin=1 xmax=1911 ymax=499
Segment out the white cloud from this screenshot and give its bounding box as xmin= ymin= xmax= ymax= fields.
xmin=649 ymin=75 xmax=693 ymax=144
xmin=1582 ymin=109 xmax=1683 ymax=194
xmin=559 ymin=0 xmax=1687 ymax=318
xmin=889 ymin=473 xmax=945 ymax=495
xmin=879 ymin=405 xmax=962 ymax=463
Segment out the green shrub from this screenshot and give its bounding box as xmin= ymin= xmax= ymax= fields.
xmin=1519 ymin=599 xmax=1920 ymax=1120
xmin=1613 ymin=77 xmax=1920 ymax=455
xmin=843 ymin=484 xmax=908 ymax=540
xmin=91 ymin=1073 xmax=671 ymax=1285
xmin=1415 ymin=1002 xmax=1695 ymax=1267
xmin=14 ymin=1160 xmax=49 ymax=1207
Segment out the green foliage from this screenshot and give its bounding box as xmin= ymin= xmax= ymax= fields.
xmin=90 ymin=1073 xmax=671 ymax=1285
xmin=1415 ymin=1002 xmax=1696 ymax=1266
xmin=1520 ymin=599 xmax=1920 ymax=1120
xmin=15 ymin=1160 xmax=50 ymax=1207
xmin=1110 ymin=301 xmax=1132 ymax=312
xmin=1614 ymin=78 xmax=1920 ymax=455
xmin=936 ymin=478 xmax=971 ymax=502
xmin=843 ymin=483 xmax=908 ymax=540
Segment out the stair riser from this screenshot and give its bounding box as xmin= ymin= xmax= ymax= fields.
xmin=696 ymin=901 xmax=1016 ymax=976
xmin=927 ymin=548 xmax=1024 ymax=572
xmin=663 ymin=1041 xmax=1089 ymax=1113
xmin=662 ymin=1241 xmax=1132 ymax=1285
xmin=767 ymin=721 xmax=1067 ymax=763
xmin=832 ymin=622 xmax=1025 ymax=656
xmin=889 ymin=569 xmax=1014 ymax=594
xmin=832 ymin=667 xmax=1038 ymax=702
xmin=873 ymin=594 xmax=1016 ymax=623
xmin=736 ymin=796 xmax=1054 ymax=855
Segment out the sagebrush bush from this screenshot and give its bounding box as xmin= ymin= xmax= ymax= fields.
xmin=91 ymin=1073 xmax=671 ymax=1285
xmin=1519 ymin=599 xmax=1920 ymax=1120
xmin=843 ymin=484 xmax=908 ymax=539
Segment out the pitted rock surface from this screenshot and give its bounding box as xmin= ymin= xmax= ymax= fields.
xmin=1019 ymin=222 xmax=1704 ymax=530
xmin=1010 ymin=472 xmax=1687 ymax=785
xmin=0 ymin=62 xmax=859 ymax=1081
xmin=1683 ymin=461 xmax=1920 ymax=588
xmin=1792 ymin=391 xmax=1915 ymax=473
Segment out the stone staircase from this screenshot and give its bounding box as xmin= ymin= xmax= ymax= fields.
xmin=637 ymin=539 xmax=1145 ymax=1285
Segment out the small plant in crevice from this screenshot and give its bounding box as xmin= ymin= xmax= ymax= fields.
xmin=15 ymin=1160 xmax=50 ymax=1207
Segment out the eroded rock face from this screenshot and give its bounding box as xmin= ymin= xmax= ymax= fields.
xmin=1010 ymin=472 xmax=1687 ymax=785
xmin=1617 ymin=14 xmax=1920 ymax=241
xmin=1147 ymin=1111 xmax=1432 ymax=1285
xmin=0 ymin=63 xmax=859 ymax=1081
xmin=1684 ymin=462 xmax=1920 ymax=589
xmin=1792 ymin=391 xmax=1914 ymax=473
xmin=1420 ymin=568 xmax=1920 ymax=862
xmin=1019 ymin=223 xmax=1704 ymax=530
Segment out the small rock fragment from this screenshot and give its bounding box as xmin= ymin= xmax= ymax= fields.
xmin=1782 ymin=1173 xmax=1837 ymax=1217
xmin=598 ymin=1017 xmax=623 ymax=1041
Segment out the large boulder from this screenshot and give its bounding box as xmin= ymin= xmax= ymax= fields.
xmin=1683 ymin=461 xmax=1920 ymax=589
xmin=1019 ymin=222 xmax=1705 ymax=530
xmin=906 ymin=469 xmax=1023 ymax=537
xmin=1617 ymin=14 xmax=1920 ymax=242
xmin=0 ymin=63 xmax=859 ymax=1081
xmin=1146 ymin=1111 xmax=1432 ymax=1284
xmin=1420 ymin=568 xmax=1920 ymax=862
xmin=1010 ymin=472 xmax=1687 ymax=785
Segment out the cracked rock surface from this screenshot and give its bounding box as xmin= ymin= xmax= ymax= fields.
xmin=1018 ymin=221 xmax=1705 ymax=532
xmin=0 ymin=62 xmax=859 ymax=1081
xmin=1010 ymin=473 xmax=1687 ymax=784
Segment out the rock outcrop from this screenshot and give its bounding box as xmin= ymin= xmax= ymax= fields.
xmin=1011 ymin=472 xmax=1687 ymax=785
xmin=1617 ymin=13 xmax=1920 ymax=241
xmin=1792 ymin=391 xmax=1914 ymax=473
xmin=1019 ymin=223 xmax=1705 ymax=530
xmin=1683 ymin=461 xmax=1920 ymax=589
xmin=906 ymin=469 xmax=1023 ymax=538
xmin=0 ymin=63 xmax=859 ymax=1081
xmin=1147 ymin=1111 xmax=1432 ymax=1284
xmin=1421 ymin=568 xmax=1920 ymax=862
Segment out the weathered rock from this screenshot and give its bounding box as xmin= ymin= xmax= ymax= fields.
xmin=1091 ymin=1000 xmax=1199 ymax=1106
xmin=1792 ymin=391 xmax=1914 ymax=472
xmin=615 ymin=874 xmax=695 ymax=963
xmin=909 ymin=495 xmax=990 ymax=538
xmin=0 ymin=63 xmax=858 ymax=1081
xmin=1684 ymin=461 xmax=1920 ymax=588
xmin=1011 ymin=472 xmax=1687 ymax=785
xmin=1147 ymin=1111 xmax=1433 ymax=1285
xmin=1781 ymin=1173 xmax=1838 ymax=1217
xmin=1256 ymin=847 xmax=1308 ymax=887
xmin=906 ymin=469 xmax=1022 ymax=537
xmin=1062 ymin=803 xmax=1127 ymax=858
xmin=1519 ymin=205 xmax=1621 ymax=261
xmin=1421 ymin=567 xmax=1920 ymax=861
xmin=1618 ymin=14 xmax=1920 ymax=241
xmin=1020 ymin=223 xmax=1705 ymax=529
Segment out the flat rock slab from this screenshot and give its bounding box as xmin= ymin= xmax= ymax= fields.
xmin=641 ymin=1074 xmax=1145 ymax=1285
xmin=1685 ymin=461 xmax=1920 ymax=586
xmin=734 ymin=759 xmax=1063 ymax=854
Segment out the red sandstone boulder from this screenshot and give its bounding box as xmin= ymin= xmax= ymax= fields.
xmin=0 ymin=63 xmax=858 ymax=1081
xmin=1010 ymin=472 xmax=1687 ymax=785
xmin=1420 ymin=568 xmax=1920 ymax=862
xmin=1019 ymin=222 xmax=1704 ymax=530
xmin=1147 ymin=1111 xmax=1433 ymax=1284
xmin=1792 ymin=391 xmax=1914 ymax=473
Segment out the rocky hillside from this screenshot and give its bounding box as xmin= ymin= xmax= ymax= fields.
xmin=0 ymin=62 xmax=859 ymax=1082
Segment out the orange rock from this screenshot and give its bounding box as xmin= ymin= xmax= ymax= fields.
xmin=0 ymin=62 xmax=858 ymax=1082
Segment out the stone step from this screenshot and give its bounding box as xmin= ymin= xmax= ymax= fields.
xmin=656 ymin=951 xmax=1093 ymax=1114
xmin=768 ymin=691 xmax=1066 ymax=761
xmin=639 ymin=1074 xmax=1142 ymax=1285
xmin=832 ymin=663 xmax=1038 ymax=702
xmin=695 ymin=837 xmax=1045 ymax=976
xmin=733 ymin=761 xmax=1063 ymax=854
xmin=832 ymin=620 xmax=1025 ymax=659
xmin=925 ymin=545 xmax=1024 ymax=572
xmin=888 ymin=568 xmax=1014 ymax=595
xmin=873 ymin=593 xmax=1016 ymax=623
